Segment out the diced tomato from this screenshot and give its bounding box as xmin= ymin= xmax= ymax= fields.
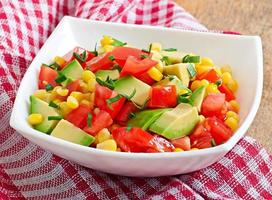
xmin=66 ymin=80 xmax=81 ymax=94
xmin=190 ymin=123 xmax=213 ymax=149
xmin=218 ymin=83 xmax=235 ymax=101
xmin=115 ymin=102 xmax=138 ymax=125
xmin=38 ymin=65 xmax=58 ymax=89
xmin=86 ymin=52 xmax=113 ymax=72
xmin=201 ymin=93 xmax=226 ymax=120
xmin=137 ymin=72 xmax=155 ymax=85
xmin=66 ymin=105 xmax=90 ymax=129
xmin=120 ymin=56 xmax=157 ymax=77
xmin=171 ymin=136 xmax=191 ymax=151
xmin=112 ymin=127 xmax=174 ymax=152
xmin=148 ymin=85 xmax=177 ymax=108
xmin=205 ymin=117 xmax=232 ymax=145
xmin=111 ymin=47 xmax=150 ymax=67
xmin=197 ymin=69 xmax=220 ymax=83
xmin=84 ymin=110 xmax=113 ymax=136
xmin=94 ymin=84 xmax=126 ymax=119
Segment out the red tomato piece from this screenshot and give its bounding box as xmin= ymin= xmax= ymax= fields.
xmin=66 ymin=80 xmax=81 ymax=94
xmin=94 ymin=84 xmax=126 ymax=119
xmin=38 ymin=65 xmax=58 ymax=89
xmin=120 ymin=56 xmax=157 ymax=77
xmin=197 ymin=69 xmax=220 ymax=83
xmin=66 ymin=105 xmax=90 ymax=129
xmin=137 ymin=72 xmax=155 ymax=85
xmin=115 ymin=102 xmax=138 ymax=126
xmin=86 ymin=52 xmax=113 ymax=72
xmin=205 ymin=117 xmax=232 ymax=145
xmin=190 ymin=123 xmax=213 ymax=149
xmin=201 ymin=93 xmax=226 ymax=119
xmin=111 ymin=46 xmax=150 ymax=67
xmin=218 ymin=83 xmax=235 ymax=101
xmin=112 ymin=127 xmax=174 ymax=153
xmin=148 ymin=85 xmax=177 ymax=108
xmin=83 ymin=110 xmax=113 ymax=136
xmin=171 ymin=136 xmax=191 ymax=151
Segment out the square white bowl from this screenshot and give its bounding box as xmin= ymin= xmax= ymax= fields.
xmin=10 ymin=16 xmax=263 ymax=177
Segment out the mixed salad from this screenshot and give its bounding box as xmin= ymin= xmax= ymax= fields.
xmin=28 ymin=36 xmax=240 ymax=153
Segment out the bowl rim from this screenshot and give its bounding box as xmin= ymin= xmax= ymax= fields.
xmin=10 ymin=16 xmax=263 ymax=159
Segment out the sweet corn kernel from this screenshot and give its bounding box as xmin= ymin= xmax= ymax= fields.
xmin=87 ymin=79 xmax=96 ymax=92
xmin=155 ymin=60 xmax=164 ymax=73
xmin=229 ymin=100 xmax=240 ymax=112
xmin=82 ymin=93 xmax=91 ymax=100
xmin=33 ymin=90 xmax=51 ymax=102
xmin=54 ymin=56 xmax=66 ymax=67
xmin=226 ymin=111 xmax=239 ymax=121
xmin=179 ymin=89 xmax=190 ymax=96
xmin=190 ymin=80 xmax=202 ymax=91
xmin=195 ymin=64 xmax=213 ymax=75
xmin=56 ymin=87 xmax=69 ymax=97
xmin=100 ymin=35 xmax=114 ymax=46
xmin=93 ymin=108 xmax=100 ymax=115
xmin=206 ymin=83 xmax=220 ymax=95
xmin=221 ymin=65 xmax=232 ymax=74
xmin=59 ymin=102 xmax=72 ymax=117
xmin=174 ymin=148 xmax=184 ymax=152
xmin=227 ymin=79 xmax=238 ymax=93
xmin=28 ymin=113 xmax=43 ymax=125
xmin=96 ymin=139 xmax=117 ymax=151
xmin=82 ymin=70 xmax=95 ymax=83
xmin=80 ymin=99 xmax=91 ymax=107
xmin=67 ymin=96 xmax=79 ymax=109
xmin=190 ymin=148 xmax=199 ymax=151
xmin=151 ymin=42 xmax=162 ymax=52
xmin=214 ymin=67 xmax=222 ymax=76
xmin=200 ymin=79 xmax=209 ymax=87
xmin=147 ymin=67 xmax=163 ymax=81
xmin=221 ymin=72 xmax=232 ymax=84
xmin=103 ymin=45 xmax=114 ymax=52
xmin=201 ymin=58 xmax=214 ymax=66
xmin=79 ymin=81 xmax=89 ymax=93
xmin=199 ymin=115 xmax=205 ymax=123
xmin=70 ymin=91 xmax=84 ymax=102
xmin=97 ymin=128 xmax=111 ymax=143
xmin=225 ymin=117 xmax=239 ymax=132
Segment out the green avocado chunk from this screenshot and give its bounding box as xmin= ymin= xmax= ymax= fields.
xmin=30 ymin=95 xmax=61 ymax=134
xmin=60 ymin=59 xmax=83 ymax=86
xmin=149 ymin=103 xmax=199 ymax=139
xmin=190 ymin=86 xmax=206 ymax=112
xmin=127 ymin=109 xmax=170 ymax=130
xmin=95 ymin=69 xmax=120 ymax=81
xmin=51 ymin=119 xmax=95 ymax=146
xmin=163 ymin=63 xmax=191 ymax=87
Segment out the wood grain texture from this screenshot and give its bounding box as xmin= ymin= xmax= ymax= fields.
xmin=174 ymin=0 xmax=272 ymax=152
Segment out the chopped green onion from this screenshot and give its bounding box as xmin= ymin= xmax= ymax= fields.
xmin=211 ymin=139 xmax=217 ymax=147
xmin=112 ymin=38 xmax=127 ymax=46
xmin=215 ymin=80 xmax=222 ymax=86
xmin=177 ymin=96 xmax=193 ymax=105
xmin=187 ymin=63 xmax=197 ymax=78
xmin=126 ymin=126 xmax=132 ymax=132
xmin=163 ymin=48 xmax=177 ymax=52
xmin=73 ymin=50 xmax=87 ymax=62
xmin=87 ymin=113 xmax=92 ymax=127
xmin=148 ymin=44 xmax=152 ymax=53
xmin=91 ymin=43 xmax=98 ymax=56
xmin=48 ymin=62 xmax=60 ymax=70
xmin=109 ymin=55 xmax=115 ymax=61
xmin=45 ymin=84 xmax=53 ymax=92
xmin=183 ymin=55 xmax=200 ymax=63
xmin=168 ymin=75 xmax=175 ymax=81
xmin=49 ymin=101 xmax=59 ymax=109
xmin=48 ymin=116 xmax=63 ymax=121
xmin=161 ymin=56 xmax=171 ymax=65
xmin=106 ymin=94 xmax=122 ymax=106
xmin=140 ymin=54 xmax=148 ymax=59
xmin=129 ymin=112 xmax=136 ymax=119
xmin=96 ymin=77 xmax=115 ymax=90
xmin=140 ymin=98 xmax=150 ymax=110
xmin=55 ymin=73 xmax=67 ymax=84
xmin=141 ymin=49 xmax=149 ymax=53
xmin=112 ymin=64 xmax=122 ymax=72
xmin=122 ymin=88 xmax=136 ymax=100
xmin=179 ymin=87 xmax=192 ymax=97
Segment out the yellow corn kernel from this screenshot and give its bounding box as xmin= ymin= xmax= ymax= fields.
xmin=179 ymin=89 xmax=189 ymax=96
xmin=59 ymin=102 xmax=72 ymax=117
xmin=174 ymin=148 xmax=184 ymax=152
xmin=96 ymin=139 xmax=117 ymax=151
xmin=201 ymin=58 xmax=214 ymax=66
xmin=155 ymin=60 xmax=164 ymax=73
xmin=195 ymin=64 xmax=213 ymax=75
xmin=221 ymin=72 xmax=232 ymax=84
xmin=199 ymin=115 xmax=205 ymax=123
xmin=70 ymin=91 xmax=84 ymax=102
xmin=97 ymin=128 xmax=111 ymax=143
xmin=52 ymin=99 xmax=61 ymax=104
xmin=28 ymin=113 xmax=43 ymax=125
xmin=206 ymin=83 xmax=220 ymax=95
xmin=225 ymin=117 xmax=239 ymax=132
xmin=100 ymin=35 xmax=114 ymax=46
xmin=82 ymin=70 xmax=95 ymax=83
xmin=87 ymin=79 xmax=96 ymax=92
xmin=93 ymin=108 xmax=100 ymax=115
xmin=56 ymin=87 xmax=69 ymax=97
xmin=190 ymin=80 xmax=202 ymax=91
xmin=54 ymin=56 xmax=66 ymax=67
xmin=226 ymin=111 xmax=239 ymax=121
xmin=33 ymin=90 xmax=51 ymax=102
xmin=229 ymin=100 xmax=240 ymax=112
xmin=221 ymin=65 xmax=232 ymax=74
xmin=103 ymin=45 xmax=114 ymax=52
xmin=190 ymin=148 xmax=199 ymax=151
xmin=214 ymin=67 xmax=222 ymax=76
xmin=80 ymin=99 xmax=91 ymax=107
xmin=227 ymin=79 xmax=238 ymax=93
xmin=79 ymin=81 xmax=89 ymax=93
xmin=67 ymin=96 xmax=79 ymax=109
xmin=151 ymin=42 xmax=162 ymax=52
xmin=200 ymin=79 xmax=209 ymax=87
xmin=147 ymin=67 xmax=163 ymax=81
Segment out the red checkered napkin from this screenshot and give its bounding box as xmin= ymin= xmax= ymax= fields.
xmin=0 ymin=0 xmax=271 ymax=199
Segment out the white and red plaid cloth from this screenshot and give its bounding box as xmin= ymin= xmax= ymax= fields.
xmin=0 ymin=0 xmax=271 ymax=199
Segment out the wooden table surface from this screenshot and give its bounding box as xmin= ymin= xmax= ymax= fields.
xmin=175 ymin=0 xmax=272 ymax=152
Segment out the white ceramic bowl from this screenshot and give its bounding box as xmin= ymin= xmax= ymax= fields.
xmin=10 ymin=16 xmax=263 ymax=177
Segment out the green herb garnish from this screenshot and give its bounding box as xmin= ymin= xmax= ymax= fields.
xmin=109 ymin=55 xmax=115 ymax=61
xmin=163 ymin=48 xmax=177 ymax=52
xmin=129 ymin=112 xmax=136 ymax=119
xmin=148 ymin=44 xmax=152 ymax=53
xmin=73 ymin=50 xmax=87 ymax=62
xmin=87 ymin=113 xmax=92 ymax=127
xmin=112 ymin=64 xmax=122 ymax=72
xmin=142 ymin=49 xmax=149 ymax=53
xmin=96 ymin=77 xmax=115 ymax=90
xmin=161 ymin=56 xmax=171 ymax=65
xmin=48 ymin=116 xmax=63 ymax=121
xmin=177 ymin=96 xmax=193 ymax=105
xmin=112 ymin=38 xmax=127 ymax=46
xmin=211 ymin=139 xmax=217 ymax=147
xmin=215 ymin=80 xmax=222 ymax=86
xmin=48 ymin=62 xmax=60 ymax=70
xmin=183 ymin=55 xmax=200 ymax=63
xmin=187 ymin=63 xmax=197 ymax=78
xmin=106 ymin=95 xmax=122 ymax=106
xmin=49 ymin=101 xmax=59 ymax=109
xmin=122 ymin=88 xmax=136 ymax=100
xmin=45 ymin=84 xmax=53 ymax=92
xmin=140 ymin=54 xmax=148 ymax=59
xmin=55 ymin=73 xmax=67 ymax=84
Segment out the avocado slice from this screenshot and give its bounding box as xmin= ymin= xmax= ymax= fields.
xmin=154 ymin=75 xmax=184 ymax=95
xmin=149 ymin=103 xmax=199 ymax=139
xmin=51 ymin=119 xmax=95 ymax=146
xmin=30 ymin=95 xmax=61 ymax=134
xmin=60 ymin=59 xmax=83 ymax=86
xmin=190 ymin=86 xmax=206 ymax=112
xmin=163 ymin=63 xmax=191 ymax=87
xmin=127 ymin=109 xmax=170 ymax=130
xmin=95 ymin=69 xmax=120 ymax=81
xmin=114 ymin=76 xmax=151 ymax=107
xmin=160 ymin=51 xmax=186 ymax=64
